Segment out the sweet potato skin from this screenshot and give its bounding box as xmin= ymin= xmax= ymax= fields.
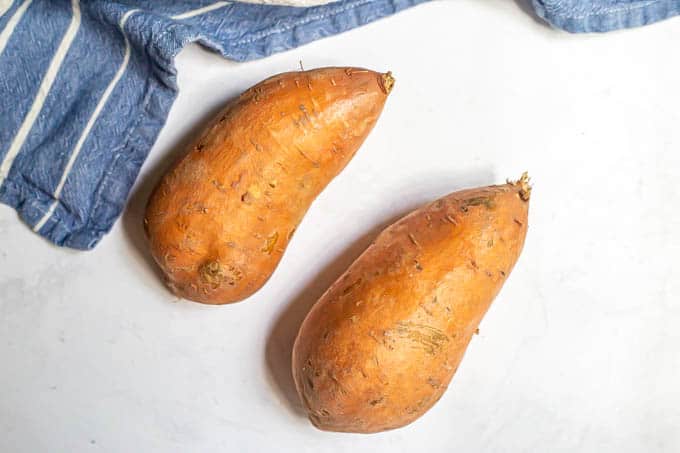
xmin=292 ymin=176 xmax=531 ymax=433
xmin=144 ymin=68 xmax=393 ymax=304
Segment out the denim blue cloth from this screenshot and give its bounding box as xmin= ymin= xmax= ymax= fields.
xmin=532 ymin=0 xmax=680 ymax=32
xmin=1 ymin=0 xmax=678 ymax=250
xmin=0 ymin=0 xmax=428 ymax=249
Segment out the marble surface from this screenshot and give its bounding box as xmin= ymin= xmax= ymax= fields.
xmin=1 ymin=1 xmax=679 ymax=451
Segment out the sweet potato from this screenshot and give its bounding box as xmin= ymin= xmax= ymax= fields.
xmin=144 ymin=67 xmax=394 ymax=304
xmin=292 ymin=174 xmax=531 ymax=433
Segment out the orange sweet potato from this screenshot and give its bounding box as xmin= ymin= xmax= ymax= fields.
xmin=144 ymin=67 xmax=394 ymax=304
xmin=292 ymin=174 xmax=531 ymax=433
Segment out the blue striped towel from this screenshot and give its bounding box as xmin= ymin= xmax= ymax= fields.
xmin=533 ymin=0 xmax=680 ymax=32
xmin=1 ymin=0 xmax=678 ymax=250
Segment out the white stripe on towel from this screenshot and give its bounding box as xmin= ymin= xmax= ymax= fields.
xmin=33 ymin=9 xmax=140 ymax=232
xmin=0 ymin=0 xmax=32 ymax=57
xmin=0 ymin=0 xmax=15 ymax=19
xmin=170 ymin=1 xmax=230 ymax=20
xmin=34 ymin=2 xmax=231 ymax=232
xmin=0 ymin=0 xmax=81 ymax=186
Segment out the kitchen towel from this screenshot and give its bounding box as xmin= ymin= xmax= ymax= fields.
xmin=1 ymin=0 xmax=679 ymax=250
xmin=533 ymin=0 xmax=680 ymax=32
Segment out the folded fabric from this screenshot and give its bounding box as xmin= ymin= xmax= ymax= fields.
xmin=532 ymin=0 xmax=680 ymax=32
xmin=0 ymin=0 xmax=428 ymax=249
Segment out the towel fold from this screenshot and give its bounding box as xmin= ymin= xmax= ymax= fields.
xmin=533 ymin=0 xmax=680 ymax=32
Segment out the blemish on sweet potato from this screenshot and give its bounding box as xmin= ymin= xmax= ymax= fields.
xmin=212 ymin=179 xmax=229 ymax=193
xmin=296 ymin=147 xmax=319 ymax=167
xmin=231 ymin=173 xmax=244 ymax=189
xmin=198 ymin=261 xmax=243 ymax=289
xmin=419 ymin=302 xmax=433 ymax=316
xmin=249 ymin=138 xmax=263 ymax=152
xmin=342 ymin=278 xmax=363 ymax=296
xmin=463 ymin=196 xmax=496 ymax=210
xmin=387 ymin=322 xmax=449 ymax=355
xmin=261 ymin=232 xmax=279 ymax=254
xmin=427 ymin=377 xmax=441 ymax=389
xmin=287 ymin=227 xmax=297 ymax=241
xmin=199 ymin=261 xmax=223 ymax=288
xmin=369 ymin=397 xmax=384 ymax=406
xmin=241 ymin=192 xmax=253 ymax=204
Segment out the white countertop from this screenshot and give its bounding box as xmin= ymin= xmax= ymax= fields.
xmin=1 ymin=1 xmax=679 ymax=451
